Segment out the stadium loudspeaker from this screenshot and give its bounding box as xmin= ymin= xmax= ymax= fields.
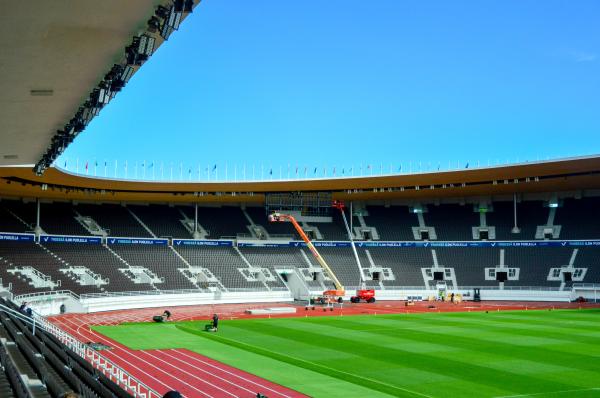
xmin=496 ymin=271 xmax=508 ymax=282
xmin=433 ymin=271 xmax=444 ymax=281
xmin=152 ymin=315 xmax=164 ymax=323
xmin=372 ymin=272 xmax=381 ymax=281
xmin=563 ymin=272 xmax=572 ymax=282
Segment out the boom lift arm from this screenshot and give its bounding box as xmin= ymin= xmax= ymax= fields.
xmin=333 ymin=200 xmax=365 ymax=289
xmin=268 ymin=212 xmax=345 ymax=297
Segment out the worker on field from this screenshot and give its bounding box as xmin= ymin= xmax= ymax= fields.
xmin=212 ymin=313 xmax=219 ymax=331
xmin=163 ymin=310 xmax=171 ymax=320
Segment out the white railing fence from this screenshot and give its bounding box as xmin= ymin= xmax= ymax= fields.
xmin=0 ymin=303 xmax=161 ymax=398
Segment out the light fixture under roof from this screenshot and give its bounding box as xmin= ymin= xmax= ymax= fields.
xmin=30 ymin=89 xmax=53 ymax=96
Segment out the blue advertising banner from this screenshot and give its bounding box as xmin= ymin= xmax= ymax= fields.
xmin=172 ymin=239 xmax=233 ymax=247
xmin=0 ymin=233 xmax=35 ymax=242
xmin=40 ymin=235 xmax=101 ymax=244
xmin=2 ymin=231 xmax=599 ymax=248
xmin=108 ymin=238 xmax=168 ymax=245
xmin=240 ymin=240 xmax=600 ymax=248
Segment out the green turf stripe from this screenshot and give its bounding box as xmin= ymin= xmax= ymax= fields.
xmin=301 ymin=316 xmax=600 ymax=374
xmin=175 ymin=324 xmax=430 ymax=398
xmin=222 ymin=319 xmax=581 ymax=395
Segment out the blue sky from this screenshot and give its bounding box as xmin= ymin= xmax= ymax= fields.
xmin=58 ymin=0 xmax=600 ymax=180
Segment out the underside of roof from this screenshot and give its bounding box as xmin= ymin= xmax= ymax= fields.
xmin=0 ymin=1 xmax=198 ymax=172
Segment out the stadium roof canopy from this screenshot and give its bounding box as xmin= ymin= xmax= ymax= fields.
xmin=1 ymin=156 xmax=600 ymax=203
xmin=0 ymin=0 xmax=196 ymax=170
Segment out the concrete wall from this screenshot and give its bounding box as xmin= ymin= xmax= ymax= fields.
xmin=81 ymin=290 xmax=293 ymax=313
xmin=26 ymin=288 xmax=575 ymax=316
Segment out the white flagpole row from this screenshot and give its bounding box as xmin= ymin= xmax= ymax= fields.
xmin=57 ymin=157 xmax=529 ymax=181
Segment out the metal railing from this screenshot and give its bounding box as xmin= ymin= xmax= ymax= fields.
xmin=14 ymin=289 xmax=80 ymax=301
xmin=573 ymin=283 xmax=600 ymax=289
xmin=80 ymin=288 xmax=211 ymax=299
xmin=457 ymin=286 xmax=563 ymax=291
xmin=0 ymin=302 xmax=161 ymax=398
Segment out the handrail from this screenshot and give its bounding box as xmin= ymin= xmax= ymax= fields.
xmin=0 ymin=302 xmax=161 ymax=398
xmin=14 ymin=290 xmax=80 ymax=301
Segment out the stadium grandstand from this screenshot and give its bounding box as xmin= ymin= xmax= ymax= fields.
xmin=1 ymin=1 xmax=600 ymax=398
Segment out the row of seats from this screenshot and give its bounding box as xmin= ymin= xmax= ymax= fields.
xmin=2 ymin=197 xmax=598 ymax=241
xmin=1 ymin=241 xmax=598 ymax=296
xmin=0 ymin=298 xmax=132 ymax=398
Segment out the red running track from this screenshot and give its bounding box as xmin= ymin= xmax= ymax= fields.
xmin=48 ymin=300 xmax=600 ymax=397
xmin=50 ymin=305 xmax=308 ymax=398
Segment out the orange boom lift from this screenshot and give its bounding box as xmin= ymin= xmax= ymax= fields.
xmin=268 ymin=212 xmax=345 ymax=303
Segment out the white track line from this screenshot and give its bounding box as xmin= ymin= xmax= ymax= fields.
xmin=60 ymin=310 xmax=293 ymax=398
xmin=142 ymin=351 xmax=240 ymax=397
xmin=171 ymin=349 xmax=295 ymax=398
xmin=70 ymin=311 xmax=297 ymax=396
xmin=51 ymin=318 xmax=177 ymax=393
xmin=56 ymin=317 xmax=216 ymax=398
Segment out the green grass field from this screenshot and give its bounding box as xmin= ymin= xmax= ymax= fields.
xmin=93 ymin=309 xmax=600 ymax=398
